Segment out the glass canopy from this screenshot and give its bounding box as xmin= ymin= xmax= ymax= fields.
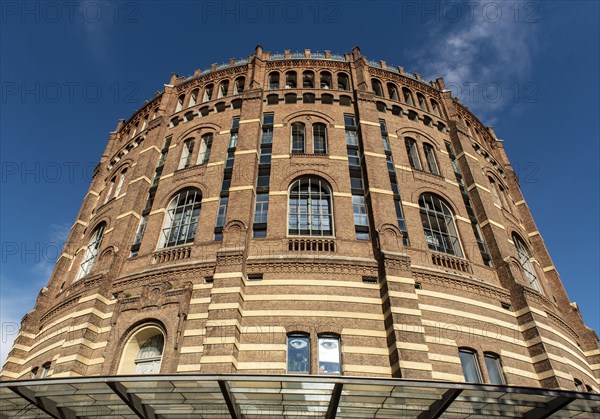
xmin=0 ymin=374 xmax=598 ymax=418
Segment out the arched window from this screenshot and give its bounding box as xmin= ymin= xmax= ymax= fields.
xmin=234 ymin=77 xmax=245 ymax=95
xmin=419 ymin=194 xmax=463 ymax=257
xmin=423 ymin=143 xmax=440 ymax=175
xmin=303 ymin=71 xmax=315 ymax=88
xmin=288 ymin=177 xmax=333 ymax=236
xmin=285 ymin=71 xmax=297 ymax=88
xmin=178 ymin=138 xmax=195 ymax=169
xmin=141 ymin=115 xmax=148 ymax=131
xmin=337 ymin=73 xmax=349 ymax=91
xmin=268 ymin=72 xmax=280 ymax=89
xmin=417 ymin=93 xmax=429 ymax=111
xmin=175 ymin=94 xmax=184 ymax=112
xmin=484 ymin=353 xmax=506 ymax=385
xmin=321 ymin=93 xmax=334 ymax=104
xmin=188 ymin=89 xmax=198 ymax=107
xmin=118 ymin=326 xmax=165 ymax=375
xmin=291 ymin=122 xmax=305 ymax=154
xmin=303 ymin=93 xmax=316 ymax=104
xmin=217 ymin=80 xmax=229 ymax=98
xmin=459 ymin=348 xmax=483 ymax=383
xmin=489 ymin=177 xmax=503 ymax=207
xmin=40 ymin=362 xmax=51 ymax=379
xmin=402 ymin=87 xmax=414 ymax=106
xmin=318 ymin=335 xmax=340 ymax=374
xmin=159 ymin=189 xmax=202 ymax=248
xmin=113 ymin=168 xmax=127 ymax=197
xmin=513 ymin=233 xmax=542 ymax=293
xmin=203 ymin=84 xmax=213 ymax=102
xmin=135 ymin=335 xmax=164 ymax=374
xmin=196 ymin=133 xmax=213 ymax=165
xmin=431 ymin=99 xmax=441 ymax=117
xmin=313 ymin=123 xmax=327 ymax=154
xmin=405 ymin=137 xmax=422 ymax=170
xmin=388 ymin=83 xmax=399 ymax=101
xmin=371 ymin=79 xmax=384 ymax=97
xmin=287 ymin=334 xmax=310 ymax=373
xmin=574 ymin=379 xmax=585 ymax=392
xmin=320 ymin=71 xmax=332 ymax=89
xmin=75 ymin=223 xmax=106 ymax=280
xmin=104 ymin=176 xmax=116 ymax=204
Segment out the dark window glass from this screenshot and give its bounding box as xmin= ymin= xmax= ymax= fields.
xmin=287 ymin=335 xmax=309 ymax=373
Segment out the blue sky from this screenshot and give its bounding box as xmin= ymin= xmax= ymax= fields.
xmin=1 ymin=1 xmax=598 ymax=363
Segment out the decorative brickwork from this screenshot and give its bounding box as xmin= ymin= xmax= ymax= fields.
xmin=2 ymin=46 xmax=598 ymax=393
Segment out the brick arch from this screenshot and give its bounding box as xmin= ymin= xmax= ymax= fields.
xmin=175 ymin=122 xmax=222 ymax=143
xmin=397 ymin=128 xmax=442 ymax=148
xmin=410 ymin=188 xmax=464 ymax=217
xmin=109 ymin=318 xmax=168 ymax=375
xmin=155 ymin=183 xmax=207 ymax=210
xmin=483 ymin=168 xmax=510 ymax=191
xmin=105 ymin=158 xmax=133 ymax=180
xmin=282 ymin=110 xmax=335 ymax=124
xmin=277 ymin=169 xmax=339 ymax=193
xmin=82 ymin=218 xmax=110 ymax=239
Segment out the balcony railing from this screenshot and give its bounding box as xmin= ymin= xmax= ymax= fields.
xmin=431 ymin=253 xmax=471 ymax=273
xmin=152 ymin=246 xmax=192 ymax=264
xmin=288 ymin=238 xmax=336 ymax=252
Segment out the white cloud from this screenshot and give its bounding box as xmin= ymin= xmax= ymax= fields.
xmin=409 ymin=2 xmax=539 ymax=122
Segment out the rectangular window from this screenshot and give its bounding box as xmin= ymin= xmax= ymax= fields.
xmin=257 ymin=174 xmax=270 ymax=189
xmin=254 ymin=193 xmax=269 ymax=224
xmin=231 ymin=116 xmax=240 ymax=131
xmin=260 ymin=145 xmax=272 ymax=165
xmin=379 ymin=120 xmax=391 ymax=152
xmin=459 ymin=349 xmax=483 ymax=383
xmin=253 ymin=229 xmax=267 ymax=238
xmin=228 ymin=117 xmax=240 ymax=148
xmin=350 ymin=175 xmax=363 ymax=192
xmin=386 ymin=154 xmax=395 ymax=172
xmin=215 ymin=197 xmax=228 ymax=227
xmin=221 ymin=177 xmax=231 ymax=192
xmin=348 ymin=149 xmax=360 ymax=167
xmin=318 ymin=336 xmax=340 ymax=374
xmin=262 ymin=113 xmax=274 ymax=145
xmin=228 ymin=132 xmax=238 ymax=149
xmin=355 ymin=231 xmax=370 ymax=240
xmin=352 ymin=195 xmax=368 ymax=226
xmin=225 ymin=151 xmax=235 ymax=169
xmin=344 ymin=115 xmax=358 ymax=146
xmin=287 ymin=335 xmax=309 ymax=373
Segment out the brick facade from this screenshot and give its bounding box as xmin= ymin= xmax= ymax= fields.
xmin=2 ymin=46 xmax=598 ymax=392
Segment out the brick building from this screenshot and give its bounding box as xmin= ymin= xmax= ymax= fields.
xmin=1 ymin=45 xmax=598 ymax=416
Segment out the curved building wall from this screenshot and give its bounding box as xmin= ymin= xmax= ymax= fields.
xmin=2 ymin=46 xmax=598 ymax=392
